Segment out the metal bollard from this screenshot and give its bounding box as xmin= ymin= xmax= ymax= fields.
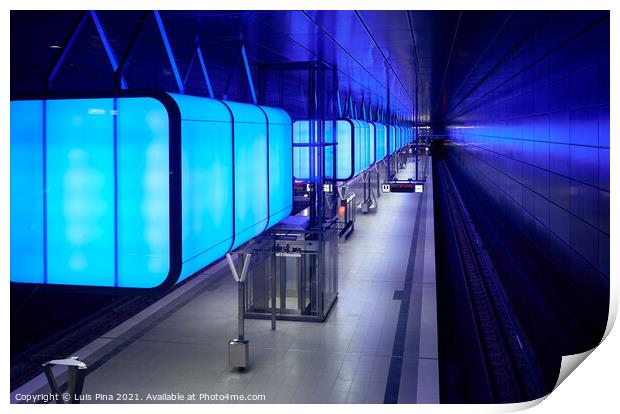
xmin=226 ymin=253 xmax=251 ymax=370
xmin=42 ymin=356 xmax=87 ymax=404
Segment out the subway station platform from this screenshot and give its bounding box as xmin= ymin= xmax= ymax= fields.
xmin=12 ymin=157 xmax=437 ymax=404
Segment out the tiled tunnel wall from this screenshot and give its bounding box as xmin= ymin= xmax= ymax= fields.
xmin=445 ymin=12 xmax=610 ymax=280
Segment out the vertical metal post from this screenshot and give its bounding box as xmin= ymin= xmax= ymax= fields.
xmin=280 ymin=257 xmax=286 ymax=313
xmin=43 ymin=366 xmax=59 ymax=402
xmin=316 ymin=64 xmax=325 ymax=223
xmin=331 ymin=66 xmax=339 ymax=217
xmin=67 ymin=365 xmax=86 ymax=404
xmin=270 ymin=251 xmax=276 ymax=330
xmin=363 ymin=172 xmax=368 ymax=204
xmin=238 ymin=281 xmax=245 ymax=340
xmin=386 ymin=68 xmax=391 ymax=180
xmin=42 ymin=357 xmax=87 ymax=404
xmin=415 ymin=68 xmax=419 ymax=180
xmin=317 ymin=235 xmax=324 ymax=317
xmin=299 ymin=254 xmax=306 ymax=311
xmin=308 ymin=66 xmax=317 ymax=226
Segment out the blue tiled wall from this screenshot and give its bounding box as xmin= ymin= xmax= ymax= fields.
xmin=446 ymin=12 xmax=609 ymax=279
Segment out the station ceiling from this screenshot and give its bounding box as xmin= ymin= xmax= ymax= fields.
xmin=12 ymin=10 xmax=592 ymax=124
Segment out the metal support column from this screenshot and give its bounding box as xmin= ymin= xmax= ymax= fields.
xmin=330 ymin=66 xmax=339 ymax=217
xmin=386 ymin=66 xmax=391 ymax=180
xmin=316 ymin=65 xmax=326 ymax=224
xmin=415 ymin=67 xmax=419 ymax=181
xmin=308 ymin=66 xmax=317 ymax=226
xmin=270 ymin=252 xmax=276 ymax=330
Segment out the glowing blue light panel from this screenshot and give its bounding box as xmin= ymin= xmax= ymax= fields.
xmin=293 ymin=119 xmax=351 ymax=181
xmin=394 ymin=126 xmax=399 ymax=150
xmin=172 ymin=94 xmax=234 ymax=281
xmin=293 ymin=120 xmax=324 ymax=180
xmin=369 ymin=123 xmax=376 ymax=164
xmin=374 ymin=123 xmax=387 ymax=161
xmin=336 ymin=120 xmax=353 ymax=179
xmin=324 ymin=120 xmax=335 ymax=180
xmin=46 ymin=99 xmax=116 ymax=286
xmin=10 ymin=94 xmax=293 ymax=289
xmin=10 ymin=101 xmax=44 ymax=284
xmin=352 ymin=120 xmax=363 ymax=176
xmin=117 ymin=97 xmax=170 ymax=287
xmin=291 ymin=119 xmax=402 ymax=182
xmin=262 ymin=106 xmax=293 ymax=228
xmin=356 ymin=121 xmax=370 ymax=172
xmin=226 ymin=101 xmax=269 ymax=250
xmin=293 ymin=120 xmax=311 ymax=179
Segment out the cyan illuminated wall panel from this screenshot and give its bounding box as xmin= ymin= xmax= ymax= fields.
xmin=446 ymin=14 xmax=609 ymax=279
xmin=374 ymin=123 xmax=387 ymax=161
xmin=353 ymin=120 xmax=363 ymax=176
xmin=46 ymin=99 xmax=116 ymax=286
xmin=293 ymin=119 xmax=353 ymax=181
xmin=364 ymin=121 xmax=371 ymax=169
xmin=361 ymin=121 xmax=371 ymax=170
xmin=226 ymin=101 xmax=269 ymax=250
xmin=172 ymin=94 xmax=234 ymax=281
xmin=10 ymin=101 xmax=44 ymax=284
xmin=369 ymin=123 xmax=376 ymax=164
xmin=336 ymin=120 xmax=353 ymax=180
xmin=389 ymin=125 xmax=396 ymax=154
xmin=117 ymin=97 xmax=170 ymax=288
xmin=11 ymin=93 xmax=293 ymax=289
xmin=292 ymin=120 xmax=328 ymax=180
xmin=353 ymin=120 xmax=373 ymax=175
xmin=293 ymin=120 xmax=311 ymax=179
xmin=324 ymin=120 xmax=335 ymax=180
xmin=263 ymin=107 xmax=293 ymax=228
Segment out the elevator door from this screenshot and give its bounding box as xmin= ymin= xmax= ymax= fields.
xmin=277 ymin=253 xmax=317 ymax=315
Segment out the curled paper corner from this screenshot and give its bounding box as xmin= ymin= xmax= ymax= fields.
xmin=519 ymin=300 xmax=618 ymax=410
xmin=494 ymin=350 xmax=599 ymax=413
xmin=550 ymin=296 xmax=618 ymax=394
xmin=494 ymin=396 xmax=547 ymax=412
xmin=554 ymin=349 xmax=596 ymax=391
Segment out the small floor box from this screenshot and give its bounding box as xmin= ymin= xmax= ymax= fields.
xmin=228 ymin=339 xmax=249 ymax=369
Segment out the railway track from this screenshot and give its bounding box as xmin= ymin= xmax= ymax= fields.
xmin=436 ymin=160 xmax=541 ymax=402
